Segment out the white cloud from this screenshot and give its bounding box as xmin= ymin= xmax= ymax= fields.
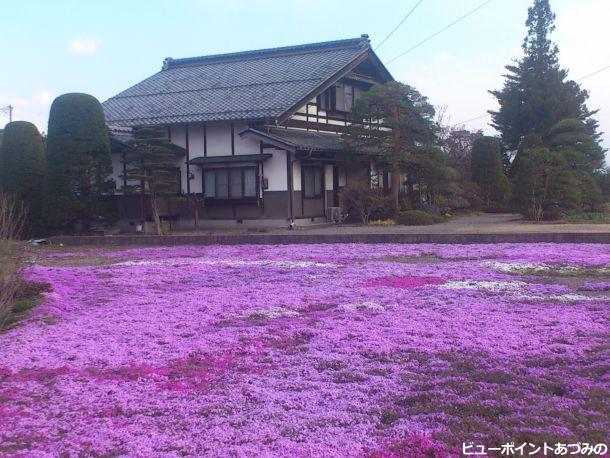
xmin=68 ymin=36 xmax=101 ymax=55
xmin=0 ymin=91 xmax=55 ymax=134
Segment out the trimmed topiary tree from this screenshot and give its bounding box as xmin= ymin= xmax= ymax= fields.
xmin=45 ymin=93 xmax=115 ymax=233
xmin=0 ymin=121 xmax=45 ymax=235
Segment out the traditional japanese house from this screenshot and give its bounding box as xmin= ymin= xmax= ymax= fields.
xmin=103 ymin=35 xmax=394 ymax=230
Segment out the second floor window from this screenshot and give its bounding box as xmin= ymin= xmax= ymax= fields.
xmin=317 ymin=83 xmax=360 ymax=113
xmin=203 ymin=167 xmax=257 ymax=199
xmin=344 ymin=84 xmax=354 ymax=112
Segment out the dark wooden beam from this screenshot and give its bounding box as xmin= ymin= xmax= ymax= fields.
xmin=185 ymin=125 xmax=191 ymax=194
xmin=203 ymin=123 xmax=207 ymax=157
xmin=231 ymin=123 xmax=235 ymax=155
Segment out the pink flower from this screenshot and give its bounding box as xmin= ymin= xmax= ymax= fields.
xmin=365 ymin=276 xmax=445 ymax=289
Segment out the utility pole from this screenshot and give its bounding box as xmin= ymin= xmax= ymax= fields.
xmin=1 ymin=104 xmax=13 ymax=123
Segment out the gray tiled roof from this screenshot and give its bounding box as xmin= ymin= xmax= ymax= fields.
xmin=243 ymin=127 xmax=344 ymax=152
xmin=107 ymin=125 xmax=134 ymax=145
xmin=103 ymin=37 xmax=372 ymax=127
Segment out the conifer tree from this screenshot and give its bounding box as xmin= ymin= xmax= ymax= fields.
xmin=343 ymin=81 xmax=441 ymax=207
xmin=548 ymin=118 xmax=605 ymax=210
xmin=512 ymin=147 xmax=580 ymax=220
xmin=122 ymin=125 xmax=181 ymax=235
xmin=489 ymin=0 xmax=598 ymax=158
xmin=470 ymin=136 xmax=509 ymax=208
xmin=0 ymin=121 xmax=45 ymax=235
xmin=46 ymin=93 xmax=115 ymax=233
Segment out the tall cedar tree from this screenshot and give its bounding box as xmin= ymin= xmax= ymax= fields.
xmin=470 ymin=136 xmax=509 ymax=208
xmin=489 ymin=0 xmax=599 ymax=167
xmin=343 ymin=81 xmax=440 ymax=207
xmin=46 ymin=93 xmax=115 ymax=233
xmin=0 ymin=121 xmax=45 ymax=235
xmin=122 ymin=126 xmax=181 ymax=235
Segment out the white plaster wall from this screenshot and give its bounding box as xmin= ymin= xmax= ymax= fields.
xmin=170 ymin=125 xmax=189 ymax=193
xmin=189 ymin=164 xmax=203 ymax=193
xmin=206 ymin=123 xmax=232 ymax=156
xmin=263 ymin=148 xmax=288 ymax=192
xmin=292 ymin=160 xmax=302 ymax=191
xmin=324 ymin=165 xmax=333 ymax=191
xmin=170 ymin=125 xmax=187 ymax=148
xmin=188 ymin=124 xmax=205 ymax=158
xmin=111 ymin=153 xmax=124 ymax=191
xmin=186 ymin=124 xmax=204 ymax=193
xmin=338 ymin=166 xmax=347 ymax=187
xmin=234 ymin=121 xmax=260 ymax=155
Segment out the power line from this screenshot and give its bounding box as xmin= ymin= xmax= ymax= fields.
xmin=449 ymin=63 xmax=610 ymax=127
xmin=576 ymin=64 xmax=610 ymax=82
xmin=374 ymin=0 xmax=425 ymax=51
xmin=453 ymin=113 xmax=489 ymax=127
xmin=385 ymin=0 xmax=495 ymax=65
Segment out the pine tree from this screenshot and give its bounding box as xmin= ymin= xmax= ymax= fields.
xmin=470 ymin=136 xmax=509 ymax=208
xmin=46 ymin=93 xmax=115 ymax=233
xmin=548 ymin=118 xmax=605 ymax=210
xmin=122 ymin=126 xmax=181 ymax=235
xmin=512 ymin=147 xmax=580 ymax=220
xmin=489 ymin=0 xmax=598 ymax=158
xmin=0 ymin=121 xmax=46 ymax=235
xmin=343 ymin=81 xmax=440 ymax=207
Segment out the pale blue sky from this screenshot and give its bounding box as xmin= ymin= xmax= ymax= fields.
xmin=1 ymin=0 xmax=608 ymax=155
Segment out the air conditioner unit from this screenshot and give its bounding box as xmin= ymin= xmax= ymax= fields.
xmin=325 ymin=206 xmax=341 ymax=223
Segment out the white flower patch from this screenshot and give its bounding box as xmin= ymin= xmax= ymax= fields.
xmin=485 ymin=262 xmax=548 ymax=273
xmin=339 ymin=301 xmax=387 ymax=310
xmin=114 ymin=260 xmax=161 ymax=267
xmin=440 ymin=280 xmax=525 ymax=291
xmin=517 ymin=293 xmax=596 ymax=303
xmin=213 ymin=260 xmax=338 ymax=268
xmin=554 ymin=294 xmax=595 ymax=302
xmin=246 ymin=307 xmax=300 ymax=319
xmin=114 ymin=259 xmax=339 ymax=268
xmin=485 ymin=261 xmax=610 ymax=275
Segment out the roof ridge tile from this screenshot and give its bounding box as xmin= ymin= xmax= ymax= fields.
xmin=163 ymin=36 xmax=369 ymax=70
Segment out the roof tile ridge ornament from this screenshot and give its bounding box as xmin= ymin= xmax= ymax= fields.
xmin=162 ymin=57 xmax=173 ymax=71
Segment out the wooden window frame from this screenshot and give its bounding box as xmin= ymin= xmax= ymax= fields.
xmin=202 ymin=166 xmax=258 ymax=201
xmin=302 ymin=165 xmax=324 ymax=199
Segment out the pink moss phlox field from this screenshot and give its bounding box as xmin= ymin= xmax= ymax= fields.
xmin=580 ymin=281 xmax=610 ymax=291
xmin=1 ymin=243 xmax=609 ymax=456
xmin=365 ymin=276 xmax=444 ymax=289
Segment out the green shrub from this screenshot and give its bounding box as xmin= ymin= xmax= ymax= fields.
xmin=369 ymin=219 xmax=396 ymax=226
xmin=396 ymin=210 xmax=436 ymax=226
xmin=340 ymin=181 xmax=395 ymax=224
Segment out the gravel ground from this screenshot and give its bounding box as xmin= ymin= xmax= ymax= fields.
xmin=174 ymin=213 xmax=610 ymax=235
